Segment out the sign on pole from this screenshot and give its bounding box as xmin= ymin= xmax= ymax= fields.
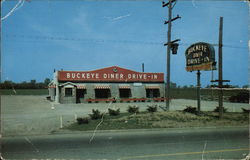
xmin=185 ymin=42 xmax=216 ymax=72
xmin=185 ymin=42 xmax=216 ymax=114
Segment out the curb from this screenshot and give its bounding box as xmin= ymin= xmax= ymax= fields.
xmin=2 ymin=125 xmax=248 ymax=138
xmin=51 ymin=125 xmax=249 ymax=135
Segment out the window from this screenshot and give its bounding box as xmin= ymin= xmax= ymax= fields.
xmin=95 ymin=89 xmax=111 ymax=98
xmin=119 ymin=89 xmax=132 ymax=98
xmin=146 ymin=89 xmax=160 ymax=98
xmin=65 ymin=88 xmax=73 ymax=97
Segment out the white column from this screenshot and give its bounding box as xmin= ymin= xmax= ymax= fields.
xmin=55 ymin=71 xmax=60 ymax=103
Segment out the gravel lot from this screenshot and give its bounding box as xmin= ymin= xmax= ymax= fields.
xmin=1 ymin=95 xmax=249 ymax=136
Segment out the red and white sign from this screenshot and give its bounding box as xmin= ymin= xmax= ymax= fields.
xmin=58 ymin=66 xmax=164 ymax=82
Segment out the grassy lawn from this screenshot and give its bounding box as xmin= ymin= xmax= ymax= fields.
xmin=66 ymin=111 xmax=249 ymax=131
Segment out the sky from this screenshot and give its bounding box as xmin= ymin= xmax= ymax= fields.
xmin=1 ymin=0 xmax=249 ymax=87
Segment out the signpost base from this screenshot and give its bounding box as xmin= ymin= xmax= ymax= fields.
xmin=197 ymin=70 xmax=201 ymax=114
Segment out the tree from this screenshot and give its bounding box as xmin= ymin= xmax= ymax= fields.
xmin=183 ymin=85 xmax=188 ymax=88
xmin=0 ymin=80 xmax=13 ymax=89
xmin=232 ymin=85 xmax=240 ymax=88
xmin=44 ymin=78 xmax=51 ymax=85
xmin=189 ymin=85 xmax=194 ymax=88
xmin=205 ymin=85 xmax=211 ymax=88
xmin=242 ymin=84 xmax=249 ymax=88
xmin=170 ymin=82 xmax=177 ymax=88
xmin=29 ymin=79 xmax=37 ymax=89
xmin=30 ymin=80 xmax=36 ymax=84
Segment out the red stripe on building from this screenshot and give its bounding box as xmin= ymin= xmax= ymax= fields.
xmin=58 ymin=66 xmax=164 ymax=83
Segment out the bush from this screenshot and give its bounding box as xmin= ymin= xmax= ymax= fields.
xmin=108 ymin=108 xmax=120 ymax=116
xmin=229 ymin=92 xmax=249 ymax=103
xmin=76 ymin=117 xmax=90 ymax=125
xmin=213 ymin=106 xmax=227 ymax=113
xmin=89 ymin=109 xmax=103 ymax=120
xmin=242 ymin=108 xmax=250 ymax=113
xmin=147 ymin=105 xmax=158 ymax=113
xmin=127 ymin=105 xmax=139 ymax=114
xmin=183 ymin=106 xmax=197 ymax=114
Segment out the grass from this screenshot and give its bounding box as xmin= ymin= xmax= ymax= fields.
xmin=65 ymin=111 xmax=249 ymax=131
xmin=0 ymin=89 xmax=48 ymax=95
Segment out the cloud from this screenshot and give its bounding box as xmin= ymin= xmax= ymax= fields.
xmin=70 ymin=11 xmax=92 ymax=34
xmin=192 ymin=0 xmax=198 ymax=8
xmin=104 ymin=14 xmax=131 ymax=22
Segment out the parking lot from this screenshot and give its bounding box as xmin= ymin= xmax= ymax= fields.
xmin=1 ymin=95 xmax=249 ymax=136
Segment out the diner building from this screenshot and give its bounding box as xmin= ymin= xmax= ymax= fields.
xmin=48 ymin=66 xmax=165 ymax=104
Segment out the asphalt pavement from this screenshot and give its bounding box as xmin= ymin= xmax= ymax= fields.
xmin=2 ymin=127 xmax=249 ymax=160
xmin=2 ymin=95 xmax=249 ymax=136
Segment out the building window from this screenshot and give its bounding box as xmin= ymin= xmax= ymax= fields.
xmin=119 ymin=89 xmax=132 ymax=98
xmin=95 ymin=89 xmax=111 ymax=98
xmin=146 ymin=89 xmax=160 ymax=98
xmin=65 ymin=88 xmax=73 ymax=97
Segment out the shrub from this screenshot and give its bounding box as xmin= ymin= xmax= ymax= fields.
xmin=147 ymin=105 xmax=158 ymax=113
xmin=242 ymin=108 xmax=250 ymax=113
xmin=76 ymin=117 xmax=89 ymax=125
xmin=229 ymin=92 xmax=249 ymax=103
xmin=89 ymin=109 xmax=103 ymax=120
xmin=108 ymin=108 xmax=120 ymax=116
xmin=213 ymin=106 xmax=227 ymax=113
xmin=127 ymin=105 xmax=139 ymax=114
xmin=183 ymin=106 xmax=197 ymax=114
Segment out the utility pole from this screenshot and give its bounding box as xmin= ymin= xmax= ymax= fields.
xmin=162 ymin=0 xmax=180 ymax=110
xmin=211 ymin=17 xmax=230 ymax=119
xmin=0 ymin=1 xmax=2 ymax=158
xmin=218 ymin=17 xmax=223 ymax=119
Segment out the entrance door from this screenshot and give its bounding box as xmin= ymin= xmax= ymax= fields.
xmin=76 ymin=89 xmax=86 ymax=103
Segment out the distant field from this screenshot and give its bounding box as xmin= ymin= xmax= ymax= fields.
xmin=0 ymin=89 xmax=48 ymax=95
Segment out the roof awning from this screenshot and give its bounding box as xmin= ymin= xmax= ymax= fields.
xmin=119 ymin=85 xmax=130 ymax=89
xmin=95 ymin=85 xmax=110 ymax=89
xmin=145 ymin=86 xmax=160 ymax=89
xmin=59 ymin=82 xmax=77 ymax=87
xmin=77 ymin=85 xmax=86 ymax=89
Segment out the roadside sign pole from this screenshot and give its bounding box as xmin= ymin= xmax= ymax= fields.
xmin=197 ymin=70 xmax=201 ymax=113
xmin=185 ymin=42 xmax=216 ymax=115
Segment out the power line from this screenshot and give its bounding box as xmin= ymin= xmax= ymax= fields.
xmin=4 ymin=34 xmax=248 ymax=49
xmin=4 ymin=34 xmax=164 ymax=45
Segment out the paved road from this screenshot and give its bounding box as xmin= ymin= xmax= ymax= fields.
xmin=2 ymin=127 xmax=249 ymax=160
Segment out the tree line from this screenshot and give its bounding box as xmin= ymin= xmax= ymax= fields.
xmin=0 ymin=78 xmax=51 ymax=89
